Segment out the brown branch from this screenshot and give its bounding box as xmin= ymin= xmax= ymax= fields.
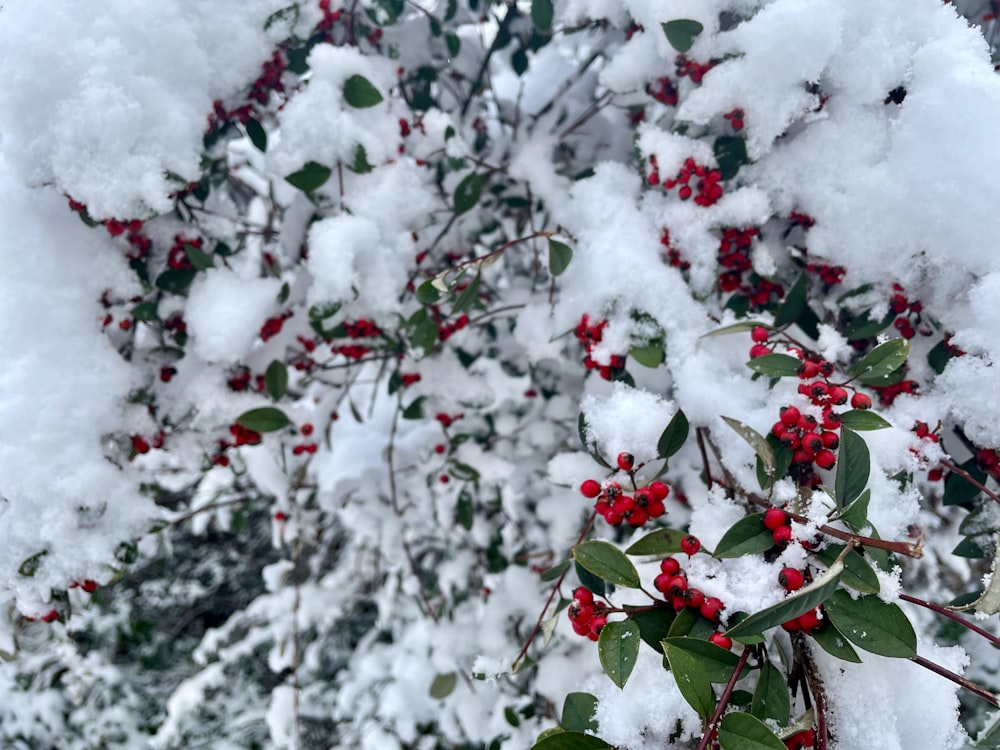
xmin=797 ymin=634 xmax=828 ymax=750
xmin=899 ymin=593 xmax=1000 ymax=648
xmin=696 ymin=427 xmax=714 ymax=489
xmin=939 ymin=458 xmax=1000 ymax=507
xmin=912 ymin=655 xmax=999 ymax=707
xmin=696 ymin=646 xmax=753 ymax=750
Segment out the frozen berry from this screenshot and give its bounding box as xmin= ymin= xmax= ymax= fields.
xmin=700 ymin=597 xmax=724 ymax=622
xmin=660 ymin=557 xmax=681 ymax=575
xmin=681 ymin=534 xmax=701 ymax=556
xmin=580 ymin=479 xmax=602 ymax=498
xmin=772 ymin=525 xmax=793 ymax=545
xmin=617 ymin=452 xmax=635 ymax=471
xmin=763 ymin=507 xmax=787 ymax=531
xmin=778 ymin=568 xmax=804 ymax=591
xmin=851 ymin=392 xmax=872 ymax=410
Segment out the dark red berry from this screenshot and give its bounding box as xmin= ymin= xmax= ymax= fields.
xmin=616 ymin=452 xmax=635 ymax=471
xmin=763 ymin=507 xmax=787 ymax=530
xmin=778 ymin=568 xmax=804 ymax=591
xmin=851 ymin=392 xmax=872 ymax=410
xmin=680 ymin=534 xmax=701 ymax=556
xmin=700 ymin=597 xmax=724 ymax=622
xmin=660 ymin=557 xmax=681 ymax=575
xmin=82 ymin=579 xmax=98 ymax=594
xmin=772 ymin=525 xmax=793 ymax=545
xmin=814 ymin=449 xmax=836 ymax=470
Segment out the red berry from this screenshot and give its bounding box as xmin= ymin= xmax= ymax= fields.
xmin=928 ymin=467 xmax=944 ymax=482
xmin=439 ymin=474 xmax=450 ymax=484
xmin=647 ymin=499 xmax=666 ymax=518
xmin=434 ymin=444 xmax=446 ymax=454
xmin=672 ymin=596 xmax=689 ymax=612
xmin=680 ymin=534 xmax=701 ymax=556
xmin=820 ymin=431 xmax=840 ymax=449
xmin=797 ymin=607 xmax=822 ymax=632
xmin=572 ymin=619 xmax=591 ymax=636
xmin=580 ymin=479 xmax=602 ymax=498
xmin=660 ymin=557 xmax=681 ymax=575
xmin=749 ymin=344 xmax=771 ymax=358
xmin=851 ymin=393 xmax=872 ymax=410
xmin=700 ymin=597 xmax=724 ymax=622
xmin=751 ymin=326 xmax=769 ymax=343
xmin=649 ymin=481 xmax=670 ymax=501
xmin=772 ymin=525 xmax=793 ymax=545
xmin=667 ymin=575 xmax=688 ymax=595
xmin=616 ymin=452 xmax=635 ymax=471
xmin=589 ymin=615 xmax=607 ymax=637
xmin=780 ymin=406 xmax=801 ymax=427
xmin=781 ymin=617 xmax=801 ymax=632
xmin=654 ymin=573 xmax=674 ymax=594
xmin=797 ymin=360 xmax=820 ymax=379
xmin=822 ymin=410 xmax=843 ymax=430
xmin=686 ymin=588 xmax=706 ymax=609
xmin=763 ymin=507 xmax=787 ymax=531
xmin=708 ymin=633 xmax=733 ymax=650
xmin=42 ymin=610 xmax=59 ymax=623
xmin=827 ymin=386 xmax=848 ymax=405
xmin=627 ymin=507 xmax=649 ymax=527
xmin=778 ymin=568 xmax=804 ymax=591
xmin=82 ymin=579 xmax=98 ymax=594
xmin=814 ymin=449 xmax=836 ymax=470
xmin=802 ymin=434 xmax=823 ymax=453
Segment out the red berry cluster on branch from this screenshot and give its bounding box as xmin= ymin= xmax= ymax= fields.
xmin=580 ymin=476 xmax=670 ymax=528
xmin=260 ymin=311 xmax=293 ymax=342
xmin=653 ymin=556 xmax=731 ymax=645
xmin=722 ymin=108 xmax=744 ymax=131
xmin=659 ymin=228 xmax=690 ymax=271
xmin=648 ymin=77 xmax=679 ymax=106
xmin=656 ymin=156 xmax=724 ymax=206
xmin=674 ymin=54 xmax=716 ymax=83
xmin=574 ymin=315 xmax=626 ymax=380
xmin=717 ymin=228 xmax=784 ymax=307
xmin=567 ymin=587 xmax=609 ymax=641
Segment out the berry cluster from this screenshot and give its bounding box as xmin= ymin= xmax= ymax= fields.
xmin=870 ymin=377 xmax=918 ymax=407
xmin=722 ymin=108 xmax=744 ymax=131
xmin=574 ymin=315 xmax=626 ymax=380
xmin=260 ymin=310 xmax=293 ymax=341
xmin=292 ymin=423 xmax=318 ymax=456
xmin=781 ymin=605 xmax=824 ymax=634
xmin=977 ymin=447 xmax=1000 ymax=481
xmin=763 ymin=507 xmax=794 ymax=546
xmin=579 ymin=470 xmax=670 ymax=528
xmin=653 ymin=556 xmax=731 ymax=647
xmin=317 ymin=0 xmax=344 ymax=36
xmin=889 ymin=284 xmax=925 ymax=340
xmin=717 ymin=228 xmax=784 ymax=307
xmin=647 ymin=156 xmax=724 ymax=206
xmin=648 ymin=77 xmax=679 ymax=106
xmin=567 ymin=587 xmax=609 ymax=641
xmin=674 ymin=54 xmax=716 ymax=83
xmin=659 ymin=228 xmax=690 ymax=271
xmin=167 ymin=234 xmax=204 ymax=271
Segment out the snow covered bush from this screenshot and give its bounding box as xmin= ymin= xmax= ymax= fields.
xmin=3 ymin=0 xmax=1000 ymax=748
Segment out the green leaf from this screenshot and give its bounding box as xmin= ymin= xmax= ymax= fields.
xmin=663 ymin=643 xmax=715 ymax=719
xmin=928 ymin=339 xmax=958 ymax=375
xmin=717 ymin=712 xmax=786 ymax=750
xmin=264 ymin=4 xmax=299 ymax=30
xmin=531 ymin=0 xmax=553 ymax=30
xmin=773 ymin=273 xmax=808 ymax=329
xmin=236 ymin=407 xmax=291 ymax=433
xmin=452 ymin=275 xmax=481 ymax=315
xmin=823 ymin=590 xmax=917 ymax=658
xmin=813 ymin=544 xmax=880 ymax=594
xmin=713 ymin=135 xmax=749 ymax=180
xmin=264 ymin=360 xmax=289 ymax=401
xmin=18 ymin=551 xmax=47 ymax=577
xmin=667 ymin=605 xmax=717 ymax=640
xmin=837 ymin=488 xmax=871 ymax=532
xmin=408 ymin=308 xmax=439 ymax=354
xmin=713 ymin=513 xmax=774 ymax=559
xmin=245 ymin=117 xmax=267 ymax=152
xmin=454 ymin=173 xmax=482 ymax=216
xmin=954 ymin=536 xmax=990 ymax=558
xmin=574 ymin=541 xmax=641 ymax=588
xmin=575 ymin=561 xmax=606 ymax=598
xmin=628 ymin=606 xmax=676 ymax=653
xmin=661 ymin=19 xmax=704 ymax=53
xmin=834 ymin=428 xmax=869 ymax=509
xmin=662 ymin=637 xmax=744 ymax=683
xmin=757 ymin=434 xmax=792 ymax=490
xmin=630 ymin=342 xmax=664 ymax=368
xmin=746 ymin=353 xmax=802 ymax=378
xmin=561 ymin=693 xmax=599 ymax=733
xmin=445 ymin=32 xmax=461 ymax=57
xmin=721 ymin=416 xmax=775 ymax=480
xmin=131 ymin=301 xmax=158 ymax=322
xmin=838 ymin=409 xmax=891 ymax=431
xmin=849 ymin=338 xmax=910 ymax=385
xmin=456 ymin=487 xmax=474 ymax=530
xmin=625 ymin=528 xmax=687 ymax=556
xmin=348 ymin=144 xmax=374 ymax=174
xmin=402 ymin=396 xmax=425 ymax=420
xmin=416 ymin=280 xmax=442 ymax=304
xmin=701 ymin=320 xmax=770 ymax=338
xmin=183 ymin=243 xmax=215 ymax=270
xmin=512 ymin=47 xmax=529 ymax=76
xmin=944 ymin=458 xmax=986 ymax=507
xmin=750 ymin=661 xmax=790 ymax=727
xmin=598 ymin=620 xmax=641 ymax=688
xmin=845 ymin=310 xmax=895 ymax=341
xmin=549 ymin=239 xmax=573 ymax=277
xmin=429 ymin=672 xmax=457 ymax=699
xmin=810 ymin=620 xmax=862 ymax=663
xmin=155 ymin=268 xmax=197 ymax=295
xmin=539 ymin=560 xmax=570 ymax=581
xmin=343 ymin=74 xmax=384 ymax=107
xmin=725 ymin=561 xmax=844 ymax=640
xmin=285 ymin=161 xmax=333 ymax=192
xmin=658 ymin=409 xmax=690 ymax=460
xmin=531 ymin=732 xmax=610 ymax=750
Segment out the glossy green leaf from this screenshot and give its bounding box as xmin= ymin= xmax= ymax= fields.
xmin=531 ymin=732 xmax=610 ymax=750
xmin=417 ymin=279 xmax=441 ymax=304
xmin=548 ymin=239 xmax=573 ymax=276
xmin=285 ymin=161 xmax=332 ymax=192
xmin=750 ymin=660 xmax=790 ymax=727
xmin=155 ymin=268 xmax=197 ymax=294
xmin=713 ymin=514 xmax=774 ymax=559
xmin=445 ymin=32 xmax=461 ymax=57
xmin=725 ymin=561 xmax=844 ymax=640
xmin=539 ymin=560 xmax=570 ymax=582
xmin=658 ymin=409 xmax=690 ymax=460
xmin=838 ymin=410 xmax=891 ymax=431
xmin=661 ymin=637 xmax=743 ymax=683
xmin=661 ymin=19 xmax=704 ymax=53
xmin=454 ymin=173 xmax=482 ymax=216
xmin=598 ymin=620 xmax=640 ymax=688
xmin=265 ymin=360 xmax=289 ymax=400
xmin=574 ymin=541 xmax=640 ymax=588
xmin=343 ymin=74 xmax=384 ymax=107
xmin=849 ymin=338 xmax=910 ymax=385
xmin=814 ymin=544 xmax=879 ymax=594
xmin=183 ymin=243 xmax=215 ymax=270
xmin=845 ymin=310 xmax=895 ymax=341
xmin=810 ymin=620 xmax=862 ymax=663
xmin=668 ymin=606 xmax=717 ymax=640
xmin=245 ymin=117 xmax=267 ymax=152
xmin=721 ymin=416 xmax=775 ymax=479
xmin=663 ymin=643 xmax=715 ymax=719
xmin=773 ymin=273 xmax=808 ymax=329
xmin=452 ymin=275 xmax=481 ymax=314
xmin=625 ymin=528 xmax=687 ymax=556
xmin=834 ymin=428 xmax=869 ymax=509
xmin=713 ymin=135 xmax=749 ymax=180
xmin=429 ymin=672 xmax=456 ymax=698
xmin=531 ymin=0 xmax=553 ymax=30
xmin=628 ymin=606 xmax=676 ymax=653
xmin=837 ymin=488 xmax=871 ymax=532
xmin=944 ymin=458 xmax=986 ymax=507
xmin=561 ymin=692 xmax=599 ymax=733
xmin=700 ymin=320 xmax=769 ymax=338
xmin=746 ymin=353 xmax=802 ymax=378
xmin=236 ymin=407 xmax=291 ymax=433
xmin=575 ymin=561 xmax=606 ymax=598
xmin=718 ymin=712 xmax=786 ymax=750
xmin=130 ymin=301 xmax=158 ymax=322
xmin=824 ymin=590 xmax=917 ymax=658
xmin=630 ymin=342 xmax=664 ymax=368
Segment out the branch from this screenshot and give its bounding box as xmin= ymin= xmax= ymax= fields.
xmin=939 ymin=458 xmax=1000 ymax=507
xmin=912 ymin=655 xmax=999 ymax=707
xmin=899 ymin=593 xmax=1000 ymax=648
xmin=696 ymin=646 xmax=753 ymax=750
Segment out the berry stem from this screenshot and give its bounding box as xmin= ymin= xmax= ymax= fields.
xmin=938 ymin=458 xmax=1000 ymax=507
xmin=911 ymin=655 xmax=999 ymax=707
xmin=511 ymin=509 xmax=598 ymax=671
xmin=696 ymin=645 xmax=753 ymax=750
xmin=898 ymin=593 xmax=1000 ymax=649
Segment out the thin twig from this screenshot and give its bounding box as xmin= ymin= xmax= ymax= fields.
xmin=912 ymin=655 xmax=1000 ymax=707
xmin=939 ymin=458 xmax=1000 ymax=507
xmin=697 ymin=646 xmax=753 ymax=750
xmin=460 ymin=2 xmax=516 ymax=119
xmin=696 ymin=427 xmax=714 ymax=489
xmin=899 ymin=593 xmax=1000 ymax=648
xmin=798 ymin=634 xmax=828 ymax=750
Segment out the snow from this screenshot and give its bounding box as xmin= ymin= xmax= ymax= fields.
xmin=185 ymin=269 xmax=283 ymax=363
